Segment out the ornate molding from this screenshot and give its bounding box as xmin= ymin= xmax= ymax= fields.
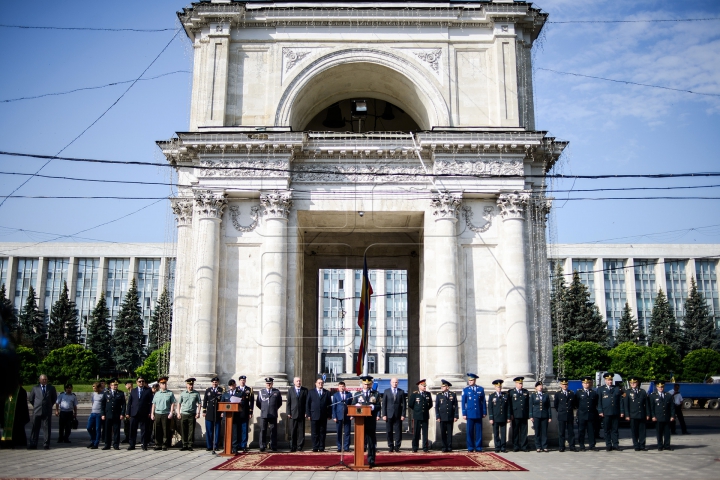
xmin=228 ymin=205 xmax=260 ymax=233
xmin=292 ymin=163 xmax=428 ymax=184
xmin=194 ymin=190 xmax=227 ymax=220
xmin=199 ymin=159 xmax=289 ymax=178
xmin=413 ymin=49 xmax=441 ymax=73
xmin=529 ymin=197 xmax=552 ymax=226
xmin=261 ymin=191 xmax=293 ymax=219
xmin=497 ymin=191 xmax=530 ymax=220
xmin=434 ymin=159 xmax=523 ymax=177
xmin=170 ymin=198 xmax=194 ymax=226
xmin=462 ymin=205 xmax=495 ymax=233
xmin=431 ymin=192 xmax=461 ymax=220
xmin=283 ymin=48 xmax=310 ymax=72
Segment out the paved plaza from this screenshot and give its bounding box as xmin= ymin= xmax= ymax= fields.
xmin=2 ymin=413 xmax=719 ymax=479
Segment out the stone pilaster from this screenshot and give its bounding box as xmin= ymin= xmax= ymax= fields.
xmin=169 ymin=198 xmax=194 ymax=384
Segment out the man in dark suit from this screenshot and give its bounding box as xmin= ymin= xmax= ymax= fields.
xmin=351 ymin=376 xmax=382 ymax=467
xmin=487 ymin=379 xmax=508 ymax=453
xmin=286 ymin=376 xmax=308 ymax=452
xmin=101 ymin=378 xmax=127 ymax=450
xmin=436 ymin=379 xmax=459 ymax=452
xmin=235 ymin=375 xmax=254 ymax=453
xmin=553 ymin=377 xmax=576 ymax=452
xmin=306 ymin=377 xmax=331 ymax=452
xmin=126 ymin=376 xmax=153 ymax=451
xmin=649 ymin=380 xmax=675 ymax=451
xmin=381 ymin=377 xmax=406 ymax=452
xmin=221 ymin=379 xmax=241 ymax=453
xmin=575 ymin=376 xmax=598 ymax=451
xmin=508 ymin=376 xmax=529 ymax=452
xmin=332 ymin=381 xmax=353 ymax=452
xmin=27 ymin=374 xmax=58 ymax=450
xmin=624 ymin=376 xmax=650 ymax=451
xmin=598 ymin=372 xmax=624 ymax=451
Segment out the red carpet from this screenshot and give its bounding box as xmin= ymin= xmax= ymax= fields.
xmin=212 ymin=451 xmax=526 ymax=472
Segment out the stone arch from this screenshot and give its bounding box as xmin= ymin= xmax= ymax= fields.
xmin=276 ymin=49 xmax=450 ymax=131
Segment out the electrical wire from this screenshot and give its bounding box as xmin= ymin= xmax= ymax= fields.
xmin=0 ymin=24 xmax=176 ymax=32
xmin=547 ymin=18 xmax=720 ymax=24
xmin=4 ymin=195 xmax=720 ymax=201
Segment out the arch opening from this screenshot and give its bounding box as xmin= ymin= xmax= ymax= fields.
xmin=305 ymin=98 xmax=420 ymax=133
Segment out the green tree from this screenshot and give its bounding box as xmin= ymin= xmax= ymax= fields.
xmin=682 ymin=277 xmax=718 ymax=354
xmin=18 ymin=286 xmax=46 ymax=356
xmin=608 ymin=342 xmax=648 ymax=379
xmin=550 ymin=262 xmax=567 ymax=348
xmin=39 ymin=344 xmax=99 ymax=384
xmin=148 ymin=288 xmax=172 ymax=352
xmin=46 ymin=282 xmax=79 ymax=351
xmin=112 ymin=278 xmax=144 ymax=375
xmin=641 ymin=344 xmax=682 ymax=381
xmin=561 ymin=271 xmax=607 ymax=345
xmin=0 ymin=284 xmax=18 ymax=341
xmin=615 ymin=302 xmax=646 ymax=345
xmin=16 ymin=345 xmax=39 ymax=385
xmin=681 ymin=349 xmax=720 ymax=383
xmin=648 ymin=289 xmax=681 ymax=351
xmin=86 ymin=292 xmax=113 ymax=372
xmin=135 ymin=343 xmax=170 ymax=382
xmin=553 ymin=340 xmax=610 ymax=379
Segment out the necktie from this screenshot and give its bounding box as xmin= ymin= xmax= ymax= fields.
xmin=564 ymin=391 xmax=567 ymax=396
xmin=42 ymin=386 xmax=46 ymax=396
xmin=393 ymin=389 xmax=396 ymax=398
xmin=297 ymin=389 xmax=300 ymax=397
xmin=139 ymin=388 xmax=141 ymax=399
xmin=318 ymin=389 xmax=322 ymax=396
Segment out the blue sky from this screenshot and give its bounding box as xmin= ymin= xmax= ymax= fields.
xmin=0 ymin=0 xmax=719 ymax=246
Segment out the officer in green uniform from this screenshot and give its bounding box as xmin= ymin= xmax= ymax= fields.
xmin=624 ymin=376 xmax=649 ymax=451
xmin=487 ymin=379 xmax=508 ymax=453
xmin=509 ymin=376 xmax=530 ymax=452
xmin=597 ymin=372 xmax=624 ymax=451
xmin=435 ymin=379 xmax=458 ymax=452
xmin=177 ymin=378 xmax=201 ymax=451
xmin=408 ymin=379 xmax=433 ymax=452
xmin=649 ymin=380 xmax=675 ymax=451
xmin=351 ymin=376 xmax=381 ymax=467
xmin=151 ymin=376 xmax=176 ymax=451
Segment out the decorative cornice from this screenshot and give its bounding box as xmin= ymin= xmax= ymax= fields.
xmin=292 ymin=163 xmax=429 ymax=184
xmin=431 ymin=192 xmax=461 ymax=220
xmin=497 ymin=191 xmax=530 ymax=220
xmin=170 ymin=198 xmax=194 ymax=226
xmin=434 ymin=158 xmax=523 ymax=177
xmin=261 ymin=191 xmax=293 ymax=219
xmin=229 ymin=205 xmax=261 ymax=233
xmin=462 ymin=205 xmax=495 ymax=233
xmin=199 ymin=159 xmax=289 ymax=178
xmin=283 ymin=48 xmax=310 ymax=72
xmin=413 ymin=49 xmax=441 ymax=73
xmin=194 ymin=190 xmax=227 ymax=220
xmin=529 ymin=196 xmax=553 ymax=226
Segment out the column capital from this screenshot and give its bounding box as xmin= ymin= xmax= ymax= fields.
xmin=498 ymin=191 xmax=531 ymax=220
xmin=529 ymin=196 xmax=552 ymax=226
xmin=194 ymin=190 xmax=227 ymax=219
xmin=170 ymin=198 xmax=194 ymax=226
xmin=431 ymin=192 xmax=462 ymax=220
xmin=261 ymin=190 xmax=293 ymax=219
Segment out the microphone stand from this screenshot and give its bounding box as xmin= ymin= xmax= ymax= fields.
xmin=325 ymin=395 xmax=353 ymax=470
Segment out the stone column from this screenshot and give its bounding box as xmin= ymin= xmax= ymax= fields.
xmin=498 ymin=192 xmax=532 ymax=379
xmin=260 ymin=191 xmax=292 ymax=385
xmin=430 ymin=192 xmax=463 ymax=384
xmin=169 ymin=198 xmax=194 ymax=384
xmin=191 ymin=190 xmax=227 ymax=383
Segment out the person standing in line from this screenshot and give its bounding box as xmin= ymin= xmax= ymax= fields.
xmin=408 ymin=379 xmax=433 ymax=452
xmin=575 ymin=376 xmax=599 ymax=451
xmin=101 ymin=378 xmax=126 ymax=450
xmin=27 ymin=374 xmax=58 ymax=450
xmin=306 ymin=377 xmax=331 ymax=452
xmin=235 ymin=375 xmax=254 ymax=453
xmin=553 ymin=378 xmax=576 ymax=452
xmin=436 ymin=379 xmax=459 ymax=452
xmin=649 ymin=380 xmax=675 ymax=451
xmin=256 ymin=377 xmax=282 ymax=452
xmin=487 ymin=379 xmax=508 ymax=453
xmin=202 ymin=377 xmax=223 ymax=452
xmin=86 ymin=382 xmax=103 ymax=449
xmin=221 ymin=379 xmax=241 ymax=453
xmin=462 ymin=373 xmax=486 ymax=452
xmin=351 ymin=376 xmax=381 ymax=467
xmin=529 ymin=380 xmax=551 ymax=452
xmin=177 ymin=378 xmax=201 ymax=452
xmin=97 ymin=380 xmax=106 ymax=440
xmin=151 ymin=376 xmax=176 ymax=451
xmin=597 ymin=372 xmax=624 ymax=451
xmin=508 ymin=376 xmax=530 ymax=452
xmin=381 ymin=377 xmax=406 ymax=452
xmin=332 ymin=381 xmax=353 ymax=452
xmin=54 ymin=383 xmax=77 ymax=443
xmin=121 ymin=381 xmax=134 ymax=444
xmin=668 ymin=383 xmax=690 ymax=435
xmin=286 ymin=376 xmax=308 ymax=452
xmin=624 ymin=376 xmax=649 ymax=451
xmin=1 ymin=380 xmax=30 ymax=449
xmin=126 ymin=376 xmax=153 ymax=451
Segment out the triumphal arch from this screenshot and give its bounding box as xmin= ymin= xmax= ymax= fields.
xmin=159 ymin=0 xmax=566 ymax=400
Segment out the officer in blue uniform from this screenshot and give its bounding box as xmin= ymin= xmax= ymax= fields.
xmin=462 ymin=373 xmax=486 ymax=452
xmin=598 ymin=372 xmax=624 ymax=451
xmin=509 ymin=376 xmax=530 ymax=452
xmin=487 ymin=379 xmax=508 ymax=453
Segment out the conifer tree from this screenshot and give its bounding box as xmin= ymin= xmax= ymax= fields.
xmin=18 ymin=285 xmax=46 ymax=356
xmin=615 ymin=301 xmax=646 ymax=345
xmin=46 ymin=282 xmax=79 ymax=350
xmin=148 ymin=287 xmax=172 ymax=352
xmin=648 ymin=289 xmax=681 ymax=351
xmin=112 ymin=278 xmax=144 ymax=375
xmin=0 ymin=284 xmax=18 ymax=341
xmin=682 ymin=277 xmax=718 ymax=353
xmin=550 ymin=262 xmax=567 ymax=347
xmin=561 ymin=271 xmax=607 ymax=345
xmin=86 ymin=292 xmax=113 ymax=372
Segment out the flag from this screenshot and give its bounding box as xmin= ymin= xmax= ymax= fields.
xmin=355 ymin=256 xmax=374 ymax=376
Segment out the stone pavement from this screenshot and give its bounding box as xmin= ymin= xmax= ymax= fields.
xmin=2 ymin=415 xmax=719 ymax=479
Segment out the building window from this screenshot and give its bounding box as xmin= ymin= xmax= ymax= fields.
xmin=0 ymin=258 xmax=8 ymax=291
xmin=137 ymin=258 xmax=161 ymax=346
xmin=604 ymin=259 xmax=626 ymax=338
xmin=665 ymin=260 xmax=687 ymax=321
xmin=319 ymin=269 xmax=347 ymax=354
xmin=696 ymin=260 xmax=719 ymax=330
xmin=14 ymin=258 xmax=38 ymax=315
xmin=572 ymin=259 xmax=596 ymax=302
xmin=166 ymin=258 xmax=176 ymax=301
xmin=44 ymin=258 xmax=69 ymax=316
xmin=106 ymin=258 xmax=130 ymax=329
xmin=75 ymin=258 xmax=99 ymax=344
xmin=385 ymin=270 xmax=408 ymax=366
xmin=634 ymin=260 xmax=657 ymax=335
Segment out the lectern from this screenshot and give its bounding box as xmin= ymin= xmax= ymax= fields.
xmin=218 ymin=402 xmax=241 ymax=457
xmin=347 ymin=405 xmax=373 ymax=470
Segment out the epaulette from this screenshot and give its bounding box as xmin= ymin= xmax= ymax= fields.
xmin=413 ymin=391 xmax=418 ymax=394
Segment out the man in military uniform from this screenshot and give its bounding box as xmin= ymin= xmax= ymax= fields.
xmin=487 ymin=379 xmax=508 ymax=453
xmin=235 ymin=375 xmax=254 ymax=453
xmin=351 ymin=376 xmax=381 ymax=467
xmin=408 ymin=379 xmax=433 ymax=452
xmin=202 ymin=376 xmax=223 ymax=451
xmin=575 ymin=376 xmax=598 ymax=451
xmin=435 ymin=379 xmax=458 ymax=452
xmin=624 ymin=376 xmax=649 ymax=451
xmin=529 ymin=380 xmax=551 ymax=452
xmin=122 ymin=381 xmax=133 ymax=444
xmin=177 ymin=378 xmax=201 ymax=452
xmin=462 ymin=373 xmax=486 ymax=452
xmin=100 ymin=379 xmax=126 ymax=450
xmin=255 ymin=377 xmax=282 ymax=452
xmin=509 ymin=376 xmax=530 ymax=452
xmin=649 ymin=380 xmax=675 ymax=451
xmin=553 ymin=378 xmax=576 ymax=452
xmin=151 ymin=376 xmax=176 ymax=451
xmin=221 ymin=379 xmax=241 ymax=453
xmin=597 ymin=372 xmax=624 ymax=451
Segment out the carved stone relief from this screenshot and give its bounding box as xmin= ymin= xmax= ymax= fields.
xmin=497 ymin=191 xmax=530 ymax=219
xmin=434 ymin=159 xmax=523 ymax=177
xmin=431 ymin=192 xmax=461 ymax=219
xmin=171 ymin=198 xmax=194 ymax=226
xmin=194 ymin=190 xmax=227 ymax=219
xmin=283 ymin=48 xmax=311 ymax=72
xmin=413 ymin=48 xmax=442 ymax=73
xmin=462 ymin=205 xmax=495 ymax=233
xmin=261 ymin=191 xmax=293 ymax=219
xmin=228 ymin=205 xmax=261 ymax=233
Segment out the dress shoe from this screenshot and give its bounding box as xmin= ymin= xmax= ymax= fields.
xmin=189 ymin=447 xmax=194 ymax=451
xmin=423 ymin=449 xmax=429 ymax=453
xmin=87 ymin=444 xmax=93 ymax=449
xmin=154 ymin=447 xmax=163 ymax=451
xmin=634 ymin=448 xmax=640 ymax=451
xmin=128 ymin=446 xmax=136 ymax=450
xmin=91 ymin=445 xmax=98 ymax=449
xmin=579 ymin=448 xmax=586 ymax=452
xmin=102 ymin=446 xmax=111 ymax=450
xmin=180 ymin=447 xmax=187 ymax=451
xmin=65 ymin=439 xmax=71 ymax=443
xmin=665 ymin=447 xmax=674 ymax=451
xmin=606 ymin=447 xmax=612 ymax=452
xmin=142 ymin=445 xmax=148 ymax=451
xmin=494 ymin=449 xmax=500 ymax=453
xmin=512 ymin=448 xmax=519 ymax=452
xmin=162 ymin=446 xmax=168 ymax=451
xmin=270 ymin=448 xmax=277 ymax=452
xmin=559 ymin=448 xmax=565 ymax=452
xmin=344 ymin=449 xmax=351 ymax=452
xmin=206 ymin=448 xmax=213 ymax=451
xmin=501 ymin=449 xmax=507 ymax=453
xmin=337 ymin=449 xmax=342 ymax=452
xmin=242 ymin=448 xmax=247 ymax=453
xmin=468 ymin=449 xmax=475 ymax=453
xmin=259 ymin=447 xmax=266 ymax=452
xmin=312 ymin=448 xmax=318 ymax=452
xmin=43 ymin=445 xmax=50 ymax=450
xmin=657 ymin=447 xmax=663 ymax=451
xmin=57 ymin=440 xmax=64 ymax=444
xmin=615 ymin=447 xmax=622 ymax=451
xmin=412 ymin=449 xmax=418 ymax=452
xmin=231 ymin=450 xmax=237 ymax=454
xmin=537 ymin=449 xmax=542 ymax=453
xmin=114 ymin=446 xmax=120 ymax=450
xmin=642 ymin=448 xmax=648 ymax=451
xmin=523 ymin=449 xmax=530 ymax=452
xmin=320 ymin=449 xmax=325 ymax=452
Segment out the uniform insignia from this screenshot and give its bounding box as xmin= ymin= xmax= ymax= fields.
xmin=514 ymin=394 xmax=517 ymax=399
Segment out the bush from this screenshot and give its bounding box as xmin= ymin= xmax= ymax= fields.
xmin=682 ymin=349 xmax=720 ymax=383
xmin=641 ymin=344 xmax=682 ymax=381
xmin=135 ymin=343 xmax=170 ymax=382
xmin=38 ymin=344 xmax=99 ymax=384
xmin=609 ymin=342 xmax=648 ymax=379
xmin=17 ymin=345 xmax=39 ymax=385
xmin=554 ymin=340 xmax=610 ymax=379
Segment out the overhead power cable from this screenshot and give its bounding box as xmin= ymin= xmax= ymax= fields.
xmin=547 ymin=17 xmax=720 ymax=24
xmin=583 ymin=223 xmax=720 ymax=244
xmin=537 ymin=68 xmax=720 ymax=98
xmin=3 ymin=195 xmax=720 ymax=201
xmin=0 ymin=24 xmax=176 ymax=32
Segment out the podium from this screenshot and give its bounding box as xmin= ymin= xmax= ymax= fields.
xmin=347 ymin=405 xmax=373 ymax=470
xmin=218 ymin=402 xmax=241 ymax=457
